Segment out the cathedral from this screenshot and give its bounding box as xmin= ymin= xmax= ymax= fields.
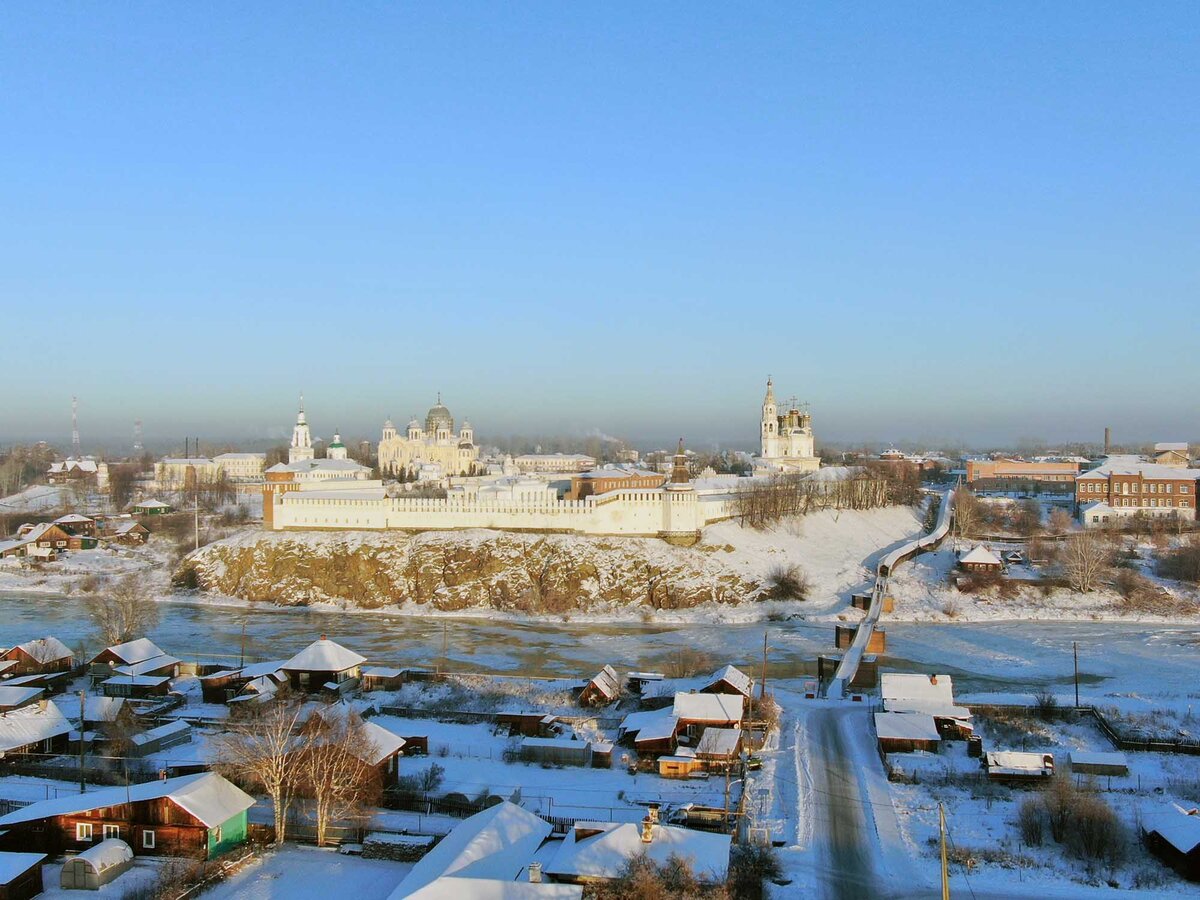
xmin=758 ymin=378 xmax=820 ymax=473
xmin=377 ymin=394 xmax=480 ymax=477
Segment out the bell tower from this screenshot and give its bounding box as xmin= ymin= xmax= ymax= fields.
xmin=289 ymin=394 xmax=315 ymax=464
xmin=761 ymin=377 xmax=778 ymax=459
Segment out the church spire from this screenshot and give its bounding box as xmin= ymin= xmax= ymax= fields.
xmin=764 ymin=377 xmax=776 ymax=406
xmin=670 ymin=438 xmax=691 ymax=485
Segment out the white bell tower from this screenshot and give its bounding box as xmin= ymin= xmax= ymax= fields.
xmin=289 ymin=394 xmax=315 ymax=464
xmin=761 ymin=377 xmax=779 ymax=459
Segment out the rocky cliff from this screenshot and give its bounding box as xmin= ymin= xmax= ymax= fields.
xmin=176 ymin=528 xmax=765 ymax=614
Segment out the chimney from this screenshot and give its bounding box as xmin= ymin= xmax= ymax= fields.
xmin=929 ymin=675 xmax=937 ymax=686
xmin=641 ymin=816 xmax=654 ymax=843
xmin=647 ymin=804 xmax=660 ymax=824
xmin=1104 ymin=427 xmax=1112 ymax=455
xmin=320 ymin=634 xmax=327 ymax=641
xmin=528 ymin=862 xmax=542 ymax=883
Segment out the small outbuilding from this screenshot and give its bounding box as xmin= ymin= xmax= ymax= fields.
xmin=1068 ymin=750 xmax=1129 ymax=777
xmin=280 ymin=636 xmax=365 ymax=694
xmin=519 ymin=737 xmax=592 ymax=768
xmin=131 ymin=500 xmax=173 ymax=516
xmin=0 ymin=851 xmax=45 ymax=900
xmin=875 ymin=712 xmax=941 ymax=754
xmin=985 ymin=750 xmax=1054 ymax=783
xmin=578 ymin=665 xmax=621 ymax=707
xmin=59 ymin=838 xmax=134 ymax=890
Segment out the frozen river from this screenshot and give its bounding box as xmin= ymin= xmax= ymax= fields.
xmin=1 ymin=591 xmax=1196 ymax=702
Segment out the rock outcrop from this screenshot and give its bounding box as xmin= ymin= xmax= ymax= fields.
xmin=176 ymin=529 xmax=764 ymax=614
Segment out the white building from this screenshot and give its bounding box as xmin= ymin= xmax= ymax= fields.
xmin=378 ymin=396 xmax=480 ymax=477
xmin=514 ymin=453 xmax=596 ymax=474
xmin=757 ymin=378 xmax=820 ymax=474
xmin=289 ymin=397 xmax=315 ymax=464
xmin=212 ymin=453 xmax=266 ymax=482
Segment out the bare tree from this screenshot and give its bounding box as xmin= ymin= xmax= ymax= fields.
xmin=212 ymin=693 xmax=309 ymax=845
xmin=1047 ymin=508 xmax=1074 ymax=535
xmin=298 ymin=706 xmax=383 ymax=846
xmin=85 ymin=575 xmax=160 ymax=646
xmin=1061 ymin=531 xmax=1112 ymax=593
xmin=953 ymin=487 xmax=979 ymax=539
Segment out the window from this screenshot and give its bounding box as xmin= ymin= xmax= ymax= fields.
xmin=103 ymin=824 xmax=119 ymax=839
xmin=76 ymin=823 xmax=93 ymax=841
xmin=142 ymin=830 xmax=156 ymax=849
xmin=1167 ymin=484 xmax=1174 ymax=493
xmin=212 ymin=826 xmax=222 ymax=844
xmin=1182 ymin=485 xmax=1190 ymax=494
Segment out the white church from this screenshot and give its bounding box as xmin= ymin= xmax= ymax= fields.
xmin=756 ymin=378 xmax=820 ymax=474
xmin=267 ymin=398 xmax=372 ymax=481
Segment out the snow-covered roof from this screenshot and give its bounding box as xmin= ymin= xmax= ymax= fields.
xmin=619 ymin=707 xmax=678 ymax=741
xmin=99 ymin=637 xmax=167 ymax=665
xmin=389 ymin=801 xmax=553 ymax=898
xmin=959 ymin=546 xmax=1002 ymax=567
xmin=1155 ymin=442 xmax=1189 ymax=453
xmin=1078 ymin=459 xmax=1200 ymax=480
xmin=11 ymin=636 xmax=73 ymax=664
xmin=703 ymin=664 xmax=752 ymax=697
xmin=881 ymin=673 xmax=956 ymax=706
xmin=282 ymin=638 xmax=366 ymax=673
xmin=103 ymin=675 xmax=170 ymax=687
xmin=546 ymin=820 xmax=731 ymax=882
xmin=874 ymin=712 xmax=941 ymax=743
xmin=0 ymin=686 xmax=43 ymax=708
xmin=985 ymin=751 xmax=1054 ymax=774
xmin=213 ymin=452 xmax=267 ymax=460
xmin=132 ymin=499 xmax=172 ymax=509
xmin=584 ymin=665 xmax=620 ymax=701
xmin=695 ymin=726 xmax=742 ymax=757
xmin=1144 ymin=803 xmax=1200 ymax=855
xmin=0 ymin=851 xmax=46 ymax=883
xmin=0 ymin=772 xmax=254 ymax=828
xmin=0 ymin=703 xmax=72 ymax=754
xmin=53 ymin=514 xmax=94 ymax=524
xmin=1067 ymin=750 xmax=1128 ymax=769
xmin=71 ymin=838 xmax=132 ymax=872
xmin=111 ymin=521 xmax=147 ymax=535
xmin=114 ymin=654 xmax=180 ymax=677
xmin=672 ymin=692 xmax=744 ymax=723
xmin=405 ymin=880 xmax=583 ymax=900
xmin=131 ymin=720 xmax=191 ymax=747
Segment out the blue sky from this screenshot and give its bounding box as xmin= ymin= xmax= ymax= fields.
xmin=1 ymin=4 xmax=1196 ymax=450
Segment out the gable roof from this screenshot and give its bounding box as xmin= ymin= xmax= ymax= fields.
xmin=97 ymin=638 xmax=166 ymax=666
xmin=10 ymin=636 xmax=73 ymax=664
xmin=389 ymin=801 xmax=553 ymax=898
xmin=405 ymin=881 xmax=583 ymax=900
xmin=0 ymin=687 xmax=43 ymax=709
xmin=282 ymin=638 xmax=366 ymax=673
xmin=672 ymin=692 xmax=744 ymax=723
xmin=583 ymin=665 xmax=620 ymax=701
xmin=959 ymin=546 xmax=1002 ymax=566
xmin=0 ymin=703 xmax=72 ymax=754
xmin=703 ymin=664 xmax=752 ymax=697
xmin=546 ymin=820 xmax=731 ymax=882
xmin=1145 ymin=803 xmax=1200 ymax=855
xmin=874 ymin=712 xmax=941 ymax=743
xmin=0 ymin=772 xmax=254 ymax=829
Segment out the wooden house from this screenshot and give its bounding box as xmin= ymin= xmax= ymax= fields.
xmin=199 ymin=660 xmax=286 ymax=704
xmin=701 ymin=665 xmax=752 ymax=699
xmin=52 ymin=514 xmax=97 ymax=537
xmin=280 ymin=636 xmax=365 ymax=694
xmin=518 ymin=737 xmax=593 ymax=767
xmin=0 ymin=688 xmax=43 ymax=714
xmin=0 ymin=852 xmax=46 ymax=900
xmin=578 ymin=665 xmax=621 ymax=707
xmin=1068 ymin=751 xmax=1129 ymax=777
xmin=0 ymin=702 xmax=72 ymax=759
xmin=673 ymin=693 xmax=744 ymax=740
xmin=694 ymin=726 xmax=743 ymax=766
xmin=497 ymin=712 xmax=561 ymax=738
xmin=958 ymin=546 xmax=1003 ymax=574
xmin=874 ymin=712 xmax=941 ymax=754
xmin=90 ymin=638 xmax=179 ymax=681
xmin=301 ymin=706 xmax=407 ymax=787
xmin=360 ymin=666 xmax=407 ymax=692
xmin=658 ymin=750 xmax=703 ymax=778
xmin=0 ymin=637 xmax=74 ymax=676
xmin=102 ymin=675 xmax=171 ymax=699
xmin=108 ymin=521 xmax=150 ymax=545
xmin=131 ymin=500 xmax=173 ymax=516
xmin=0 ymin=772 xmax=254 ymax=861
xmin=1143 ymin=803 xmax=1200 ymax=882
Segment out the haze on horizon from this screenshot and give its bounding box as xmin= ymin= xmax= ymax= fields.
xmin=1 ymin=5 xmax=1197 ymax=452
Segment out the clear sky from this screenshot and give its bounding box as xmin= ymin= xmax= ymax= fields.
xmin=1 ymin=3 xmax=1196 ymax=451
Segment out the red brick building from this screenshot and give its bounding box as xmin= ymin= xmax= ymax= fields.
xmin=567 ymin=466 xmax=665 ymax=500
xmin=1076 ymin=458 xmax=1200 ymax=527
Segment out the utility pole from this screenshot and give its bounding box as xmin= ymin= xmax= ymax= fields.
xmin=78 ymin=691 xmax=86 ymax=794
xmin=440 ymin=621 xmax=449 ymax=675
xmin=760 ymin=631 xmax=769 ymax=700
xmin=194 ymin=493 xmax=200 ymax=552
xmin=239 ymin=621 xmax=247 ymax=670
xmin=1073 ymin=641 xmax=1080 ymax=709
xmin=939 ymin=803 xmax=950 ymax=900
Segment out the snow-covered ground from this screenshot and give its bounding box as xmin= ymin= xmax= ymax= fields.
xmin=198 ymin=845 xmax=412 ymax=900
xmin=0 ymin=541 xmax=174 ymax=596
xmin=887 ymin=543 xmax=1200 ymax=624
xmin=0 ymin=484 xmax=72 ymax=513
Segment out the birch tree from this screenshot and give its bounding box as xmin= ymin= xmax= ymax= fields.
xmin=299 ymin=707 xmax=383 ymax=846
xmin=212 ymin=693 xmax=308 ymax=845
xmin=1062 ymin=532 xmax=1112 ymax=593
xmin=85 ymin=575 xmax=160 ymax=646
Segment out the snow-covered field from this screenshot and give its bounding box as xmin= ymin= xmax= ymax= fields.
xmin=888 ymin=543 xmax=1200 ymax=624
xmin=0 ymin=484 xmax=72 ymax=513
xmin=198 ymin=845 xmax=411 ymax=900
